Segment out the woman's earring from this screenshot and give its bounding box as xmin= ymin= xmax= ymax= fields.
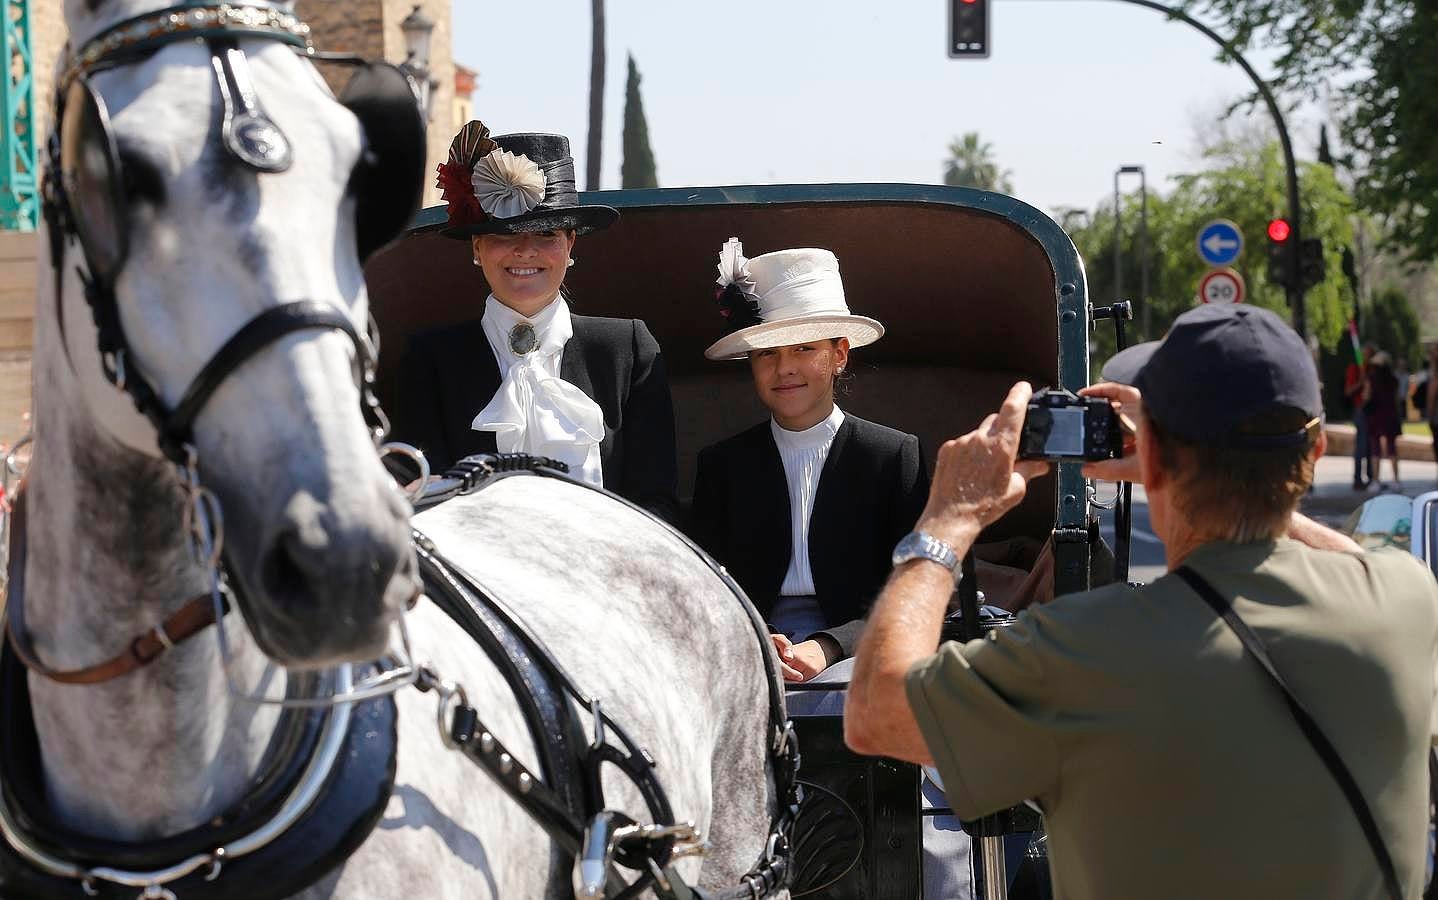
xmin=473 ymin=257 xmax=482 ymax=267
xmin=567 ymin=258 xmax=576 ymax=268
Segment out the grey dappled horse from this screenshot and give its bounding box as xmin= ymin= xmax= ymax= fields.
xmin=3 ymin=1 xmax=780 ymax=897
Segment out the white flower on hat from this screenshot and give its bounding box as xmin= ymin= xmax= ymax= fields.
xmin=471 ymin=149 xmax=547 ymax=219
xmin=715 ymin=237 xmax=758 ymax=298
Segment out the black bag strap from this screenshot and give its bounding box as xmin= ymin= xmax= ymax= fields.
xmin=1173 ymin=566 xmax=1403 ymax=900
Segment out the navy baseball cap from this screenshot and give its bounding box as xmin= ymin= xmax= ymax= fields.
xmin=1100 ymin=304 xmax=1322 ymax=448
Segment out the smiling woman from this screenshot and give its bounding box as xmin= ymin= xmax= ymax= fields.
xmin=391 ymin=120 xmax=679 ymax=520
xmin=688 ymin=240 xmax=928 ymax=682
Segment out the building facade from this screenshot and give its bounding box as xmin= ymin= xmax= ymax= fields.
xmin=1 ymin=0 xmax=464 ymax=363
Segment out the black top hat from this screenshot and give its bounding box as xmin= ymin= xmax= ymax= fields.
xmin=437 ymin=121 xmax=617 ymax=238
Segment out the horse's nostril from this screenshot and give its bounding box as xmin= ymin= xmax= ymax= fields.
xmin=262 ymin=531 xmax=321 ymax=612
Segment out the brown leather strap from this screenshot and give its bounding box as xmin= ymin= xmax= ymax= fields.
xmin=4 ymin=488 xmax=225 ymax=685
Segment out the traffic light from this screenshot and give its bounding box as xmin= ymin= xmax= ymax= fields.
xmin=1299 ymin=237 xmax=1325 ymax=290
xmin=949 ymin=0 xmax=989 ymax=58
xmin=1266 ymin=218 xmax=1295 ymax=290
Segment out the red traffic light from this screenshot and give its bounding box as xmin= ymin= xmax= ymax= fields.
xmin=1267 ymin=218 xmax=1292 ymax=242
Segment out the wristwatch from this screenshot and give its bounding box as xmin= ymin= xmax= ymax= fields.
xmin=892 ymin=531 xmax=962 ymax=582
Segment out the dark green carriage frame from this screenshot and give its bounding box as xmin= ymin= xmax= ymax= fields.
xmin=371 ymin=183 xmax=1096 ymax=595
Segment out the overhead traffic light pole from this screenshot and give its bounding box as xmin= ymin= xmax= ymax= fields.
xmin=1009 ymin=0 xmax=1307 ymax=338
xmin=1104 ymin=0 xmax=1305 ymax=339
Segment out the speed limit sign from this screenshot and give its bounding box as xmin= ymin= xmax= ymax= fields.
xmin=1199 ymin=267 xmax=1245 ymax=304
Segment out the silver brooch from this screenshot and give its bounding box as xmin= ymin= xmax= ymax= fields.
xmin=508 ymin=322 xmax=538 ymax=356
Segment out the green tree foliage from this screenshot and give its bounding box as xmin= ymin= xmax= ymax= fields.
xmin=620 ymin=54 xmax=659 ymax=190
xmin=1366 ymin=285 xmax=1422 ymax=369
xmin=1188 ymin=0 xmax=1438 ymax=261
xmin=943 ymin=132 xmax=1013 ymax=193
xmin=1071 ymin=142 xmax=1354 ymax=378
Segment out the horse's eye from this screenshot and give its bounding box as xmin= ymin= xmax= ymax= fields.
xmin=117 ymin=148 xmax=165 ymax=206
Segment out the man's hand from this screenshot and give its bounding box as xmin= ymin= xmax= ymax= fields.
xmin=1079 ymin=382 xmax=1143 ymax=484
xmin=917 ymin=382 xmax=1051 ymax=548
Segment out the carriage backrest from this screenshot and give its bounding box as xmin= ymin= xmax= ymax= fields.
xmin=366 ymin=184 xmax=1089 ymax=544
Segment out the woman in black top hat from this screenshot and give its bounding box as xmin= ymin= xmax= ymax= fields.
xmin=689 ymin=239 xmax=929 ymax=683
xmin=393 ymin=121 xmax=678 ymax=520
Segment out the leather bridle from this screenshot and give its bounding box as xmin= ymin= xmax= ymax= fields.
xmin=10 ymin=0 xmax=421 ymax=688
xmin=46 ymin=29 xmax=388 ymax=466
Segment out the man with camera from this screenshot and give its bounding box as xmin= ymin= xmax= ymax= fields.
xmin=846 ymin=303 xmax=1438 ymax=899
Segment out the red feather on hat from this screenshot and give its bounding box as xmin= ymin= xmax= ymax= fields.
xmin=436 ymin=120 xmax=498 ymax=228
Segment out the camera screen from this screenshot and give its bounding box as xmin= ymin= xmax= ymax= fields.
xmin=1043 ymin=407 xmax=1086 ymax=456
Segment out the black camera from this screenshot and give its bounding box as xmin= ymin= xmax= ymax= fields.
xmin=1019 ymin=388 xmax=1124 ymax=461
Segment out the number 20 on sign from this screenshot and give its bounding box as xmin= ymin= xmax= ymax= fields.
xmin=1199 ymin=267 xmax=1245 ymax=304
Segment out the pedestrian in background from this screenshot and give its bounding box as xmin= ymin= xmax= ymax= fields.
xmin=1345 ymin=342 xmax=1375 ymax=490
xmin=1368 ymin=351 xmax=1402 ymax=490
xmin=1426 ymin=345 xmax=1438 ymax=471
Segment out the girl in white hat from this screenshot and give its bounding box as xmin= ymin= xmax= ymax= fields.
xmin=689 ymin=239 xmax=929 ymax=682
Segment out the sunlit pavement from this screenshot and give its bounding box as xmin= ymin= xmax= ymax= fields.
xmin=1094 ymin=453 xmax=1438 ymax=586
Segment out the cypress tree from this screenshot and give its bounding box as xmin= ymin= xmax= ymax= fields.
xmin=621 ymin=53 xmax=659 ymax=189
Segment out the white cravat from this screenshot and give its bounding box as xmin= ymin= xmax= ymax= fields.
xmin=772 ymin=405 xmax=846 ymax=597
xmin=473 ymin=294 xmax=605 ymax=486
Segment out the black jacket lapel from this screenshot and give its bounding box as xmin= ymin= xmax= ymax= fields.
xmin=807 ymin=417 xmax=854 ymax=589
xmin=752 ymin=425 xmax=793 ymax=602
xmin=441 ymin=321 xmax=501 ymax=459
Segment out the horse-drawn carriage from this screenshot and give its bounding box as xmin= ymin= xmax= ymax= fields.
xmin=0 ymin=5 xmax=1119 ymax=894
xmin=366 ymin=183 xmax=1114 ymax=899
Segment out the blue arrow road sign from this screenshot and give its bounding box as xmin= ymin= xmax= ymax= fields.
xmin=1197 ymin=219 xmax=1244 ymax=266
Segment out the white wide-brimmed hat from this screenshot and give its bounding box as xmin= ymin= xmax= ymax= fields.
xmin=704 ymin=238 xmax=884 ymax=361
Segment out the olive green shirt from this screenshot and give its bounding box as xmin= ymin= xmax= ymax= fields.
xmin=906 ymin=540 xmax=1438 ymax=900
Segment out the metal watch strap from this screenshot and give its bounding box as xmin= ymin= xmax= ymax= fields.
xmin=893 ymin=531 xmax=962 ymax=580
xmin=1173 ymin=566 xmax=1402 ymax=900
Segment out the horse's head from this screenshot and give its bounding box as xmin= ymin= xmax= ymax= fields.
xmin=53 ymin=2 xmax=423 ymax=668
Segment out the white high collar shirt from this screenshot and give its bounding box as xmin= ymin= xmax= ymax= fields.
xmin=771 ymin=404 xmax=846 ymax=598
xmin=473 ymin=294 xmax=606 ymax=486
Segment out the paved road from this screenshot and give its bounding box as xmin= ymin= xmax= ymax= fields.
xmin=1093 ymin=453 xmax=1438 ymax=585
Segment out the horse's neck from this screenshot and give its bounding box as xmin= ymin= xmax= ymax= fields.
xmin=20 ymin=268 xmax=281 ymax=841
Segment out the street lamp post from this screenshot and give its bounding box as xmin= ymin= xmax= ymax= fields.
xmin=400 ymin=4 xmax=437 ymax=122
xmin=1113 ymin=164 xmax=1149 ymax=336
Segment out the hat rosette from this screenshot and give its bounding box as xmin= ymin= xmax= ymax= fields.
xmin=714 ymin=237 xmax=762 ymax=332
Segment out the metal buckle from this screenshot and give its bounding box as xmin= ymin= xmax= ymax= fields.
xmin=378 ymin=441 xmax=430 ymax=502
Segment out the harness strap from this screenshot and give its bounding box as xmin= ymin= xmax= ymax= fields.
xmin=413 ymin=536 xmax=590 ymax=822
xmin=413 ymin=456 xmax=800 ymax=899
xmin=166 ymin=300 xmax=368 ymax=457
xmin=2 ymin=489 xmax=227 ymax=685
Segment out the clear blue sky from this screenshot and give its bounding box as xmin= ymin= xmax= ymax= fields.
xmin=452 ymin=1 xmax=1322 ymax=217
